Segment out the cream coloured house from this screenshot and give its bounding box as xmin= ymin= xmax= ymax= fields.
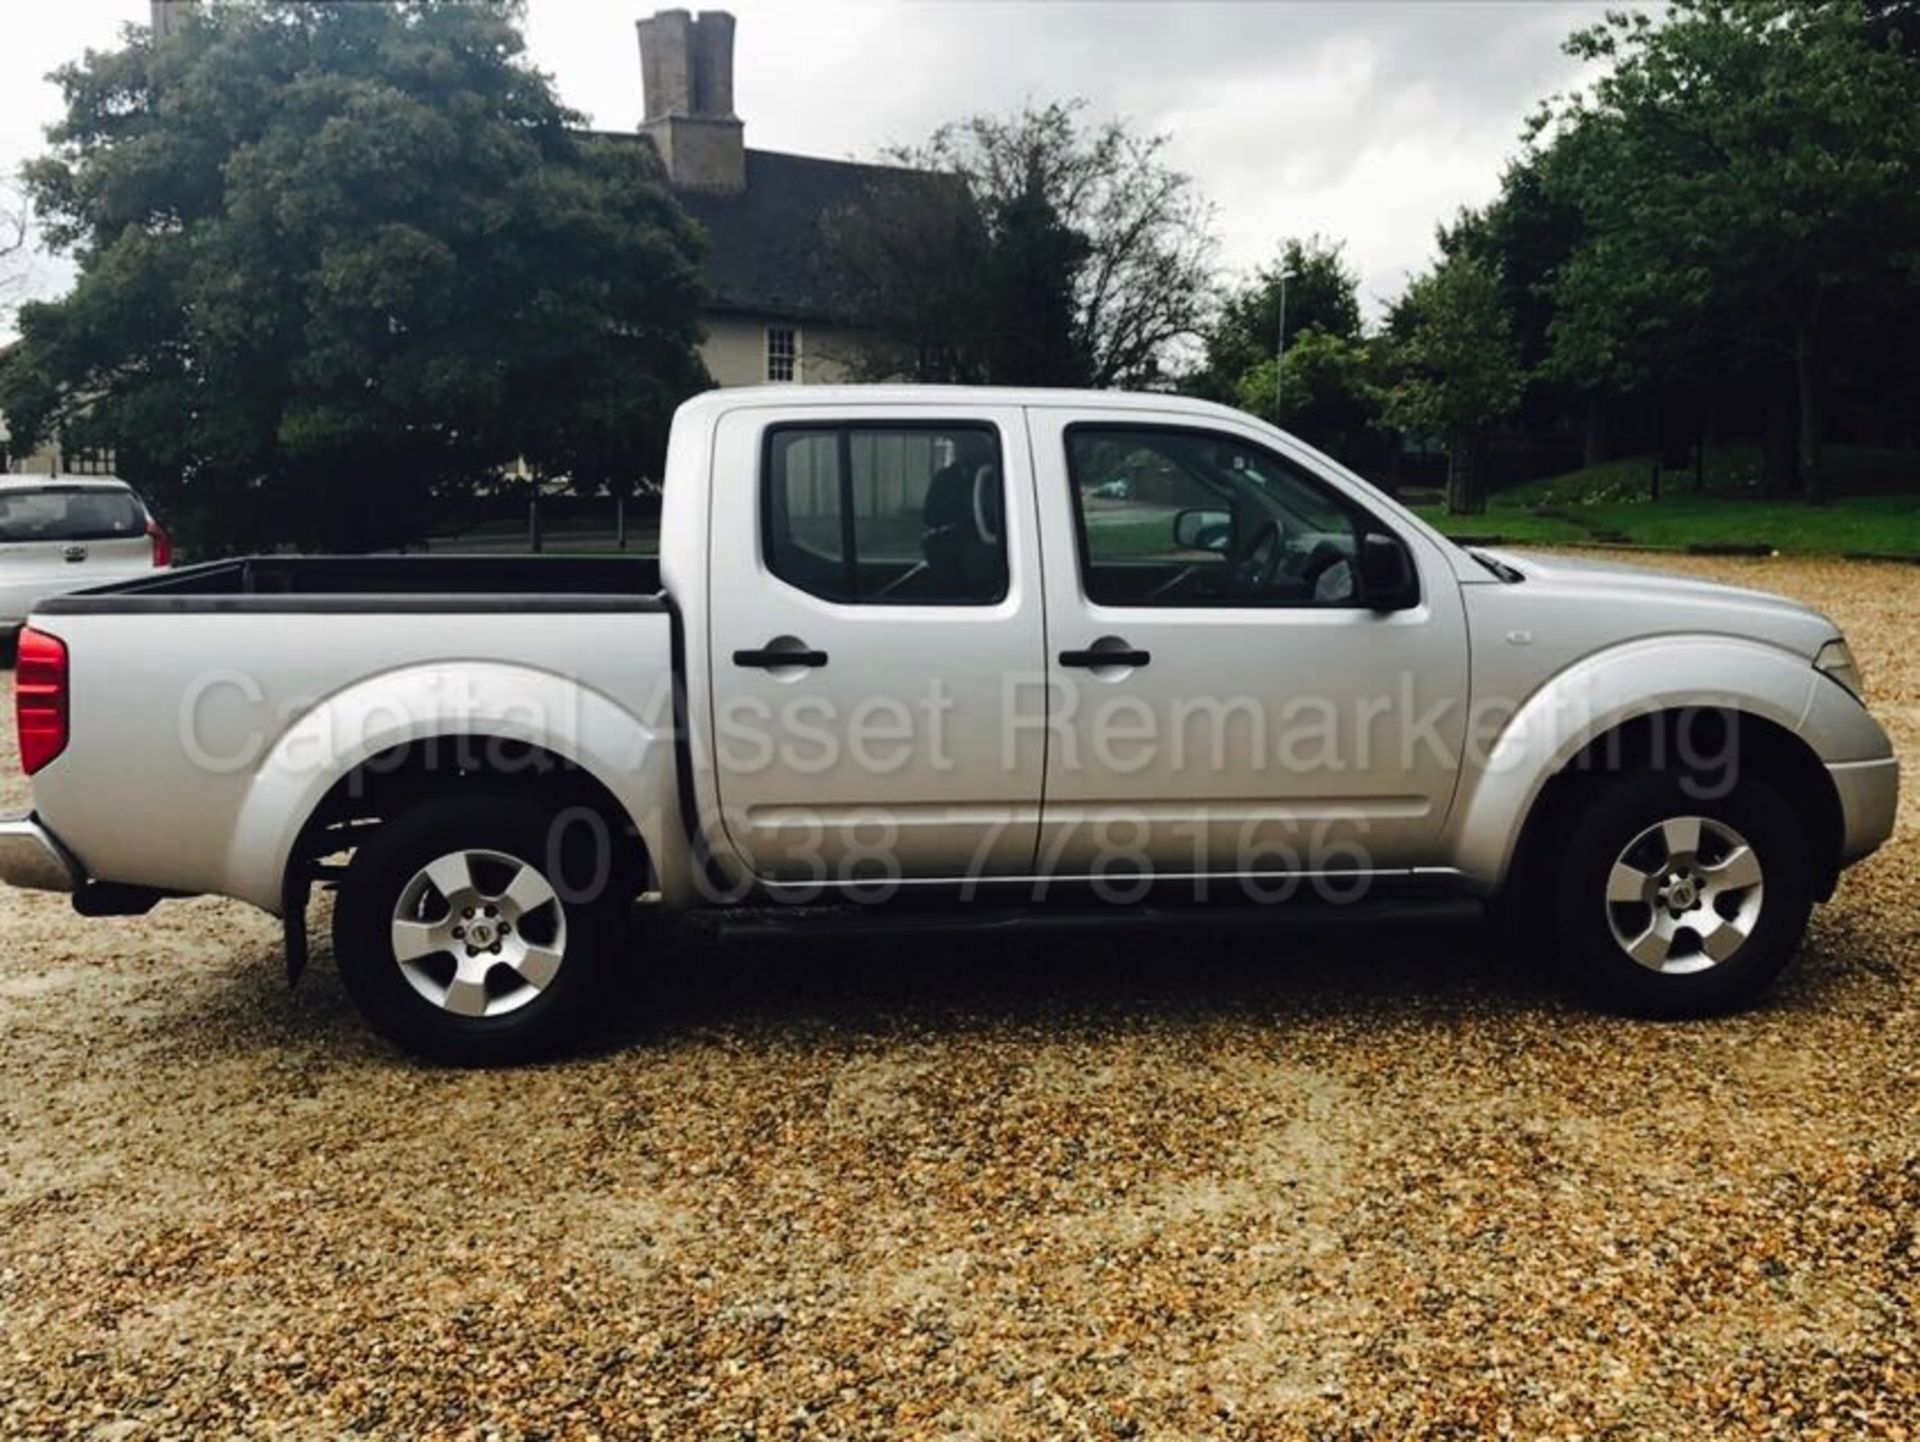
xmin=628 ymin=9 xmax=953 ymax=386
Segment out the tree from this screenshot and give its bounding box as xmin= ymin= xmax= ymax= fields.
xmin=0 ymin=1 xmax=708 ymax=553
xmin=1230 ymin=329 xmax=1379 ymax=462
xmin=1198 ymin=234 xmax=1363 ymax=402
xmin=1380 ymin=254 xmax=1523 ymax=515
xmin=1191 ymin=235 xmax=1383 ymax=466
xmin=1538 ymin=0 xmax=1920 ymax=503
xmin=830 ymin=100 xmax=1216 ymax=388
xmin=1438 ymin=149 xmax=1625 ymax=464
xmin=0 ymin=182 xmax=29 ymax=333
xmin=820 ymin=171 xmax=992 ymax=385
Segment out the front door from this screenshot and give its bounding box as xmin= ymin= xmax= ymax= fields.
xmin=1027 ymin=409 xmax=1471 ymax=888
xmin=708 ymin=403 xmax=1047 ymax=889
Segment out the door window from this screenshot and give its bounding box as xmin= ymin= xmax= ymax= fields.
xmin=764 ymin=424 xmax=1007 ymax=605
xmin=1066 ymin=426 xmax=1370 ymax=607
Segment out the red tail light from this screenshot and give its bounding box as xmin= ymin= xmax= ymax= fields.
xmin=16 ymin=627 xmax=70 ymax=776
xmin=147 ymin=518 xmax=174 ymax=568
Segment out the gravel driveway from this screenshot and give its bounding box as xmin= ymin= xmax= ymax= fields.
xmin=2 ymin=552 xmax=1914 ymax=1439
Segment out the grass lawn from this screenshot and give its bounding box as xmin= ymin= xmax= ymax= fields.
xmin=1407 ymin=505 xmax=1593 ymax=547
xmin=1411 ymin=443 xmax=1920 ymax=557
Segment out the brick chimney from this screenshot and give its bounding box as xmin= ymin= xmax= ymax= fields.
xmin=637 ymin=9 xmax=744 ymax=195
xmin=151 ymin=0 xmax=191 ymax=40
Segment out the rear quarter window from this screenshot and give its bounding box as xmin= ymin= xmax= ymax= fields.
xmin=0 ymin=488 xmax=147 ymax=543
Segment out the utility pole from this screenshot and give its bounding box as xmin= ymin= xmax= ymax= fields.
xmin=1274 ymin=267 xmax=1295 ymax=420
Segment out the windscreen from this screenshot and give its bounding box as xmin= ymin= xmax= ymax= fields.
xmin=0 ymin=486 xmax=147 ymax=543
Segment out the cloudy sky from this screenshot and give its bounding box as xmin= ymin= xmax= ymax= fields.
xmin=1 ymin=0 xmax=1610 ymax=333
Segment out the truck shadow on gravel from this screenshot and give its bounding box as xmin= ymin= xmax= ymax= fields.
xmin=183 ymin=906 xmax=1858 ymax=1066
xmin=189 ymin=911 xmax=1557 ymax=1064
xmin=583 ymin=912 xmax=1571 ymax=1053
xmin=576 ymin=901 xmax=1863 ymax=1055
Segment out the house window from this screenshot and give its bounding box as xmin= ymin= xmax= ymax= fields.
xmin=766 ymin=325 xmax=799 ymax=383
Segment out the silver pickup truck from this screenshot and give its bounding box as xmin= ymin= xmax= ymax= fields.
xmin=0 ymin=387 xmax=1899 ymax=1062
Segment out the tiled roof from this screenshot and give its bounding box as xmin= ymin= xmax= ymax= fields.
xmin=680 ymin=149 xmax=962 ymax=322
xmin=593 ymin=134 xmax=964 ymax=323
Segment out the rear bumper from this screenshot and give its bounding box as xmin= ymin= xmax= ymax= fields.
xmin=0 ymin=813 xmax=84 ymax=893
xmin=1829 ymin=756 xmax=1900 ymax=867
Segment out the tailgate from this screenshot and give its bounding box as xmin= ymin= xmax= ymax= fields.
xmin=0 ymin=534 xmax=152 ymax=579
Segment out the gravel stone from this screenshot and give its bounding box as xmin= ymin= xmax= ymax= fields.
xmin=0 ymin=552 xmax=1913 ymax=1438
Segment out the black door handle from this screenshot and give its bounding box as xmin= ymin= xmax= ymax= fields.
xmin=734 ymin=646 xmax=829 ymax=669
xmin=1059 ymin=646 xmax=1151 ymax=669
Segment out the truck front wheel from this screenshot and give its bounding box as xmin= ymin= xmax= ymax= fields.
xmin=1551 ymin=770 xmax=1813 ymax=1017
xmin=332 ymin=791 xmax=618 ymax=1064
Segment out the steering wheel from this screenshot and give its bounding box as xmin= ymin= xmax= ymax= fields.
xmin=1230 ymin=522 xmax=1284 ymax=598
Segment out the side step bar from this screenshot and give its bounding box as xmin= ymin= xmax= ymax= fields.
xmin=702 ymin=893 xmax=1484 ymax=943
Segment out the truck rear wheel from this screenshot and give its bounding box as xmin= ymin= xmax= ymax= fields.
xmin=332 ymin=791 xmax=617 ymax=1064
xmin=1551 ymin=770 xmax=1813 ymax=1018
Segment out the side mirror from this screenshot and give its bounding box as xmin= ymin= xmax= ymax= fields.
xmin=1172 ymin=507 xmax=1231 ymax=553
xmin=1358 ymin=532 xmax=1419 ymax=611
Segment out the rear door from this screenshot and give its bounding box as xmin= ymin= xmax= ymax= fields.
xmin=706 ymin=402 xmax=1047 ymax=887
xmin=0 ymin=485 xmax=154 ymax=620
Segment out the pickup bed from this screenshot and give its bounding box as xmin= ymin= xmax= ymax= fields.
xmin=1 ymin=386 xmax=1899 ymax=1062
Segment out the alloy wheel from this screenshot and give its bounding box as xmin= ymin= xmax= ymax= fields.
xmin=1604 ymin=815 xmax=1765 ymax=976
xmin=389 ymin=848 xmax=567 ymax=1017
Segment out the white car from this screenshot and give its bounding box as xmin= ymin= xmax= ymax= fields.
xmin=0 ymin=476 xmax=173 ymax=644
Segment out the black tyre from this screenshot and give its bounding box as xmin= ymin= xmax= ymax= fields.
xmin=332 ymin=791 xmax=623 ymax=1064
xmin=1551 ymin=769 xmax=1812 ymax=1018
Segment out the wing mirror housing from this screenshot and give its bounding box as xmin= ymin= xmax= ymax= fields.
xmin=1359 ymin=531 xmax=1420 ymax=611
xmin=1172 ymin=507 xmax=1231 ymax=552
